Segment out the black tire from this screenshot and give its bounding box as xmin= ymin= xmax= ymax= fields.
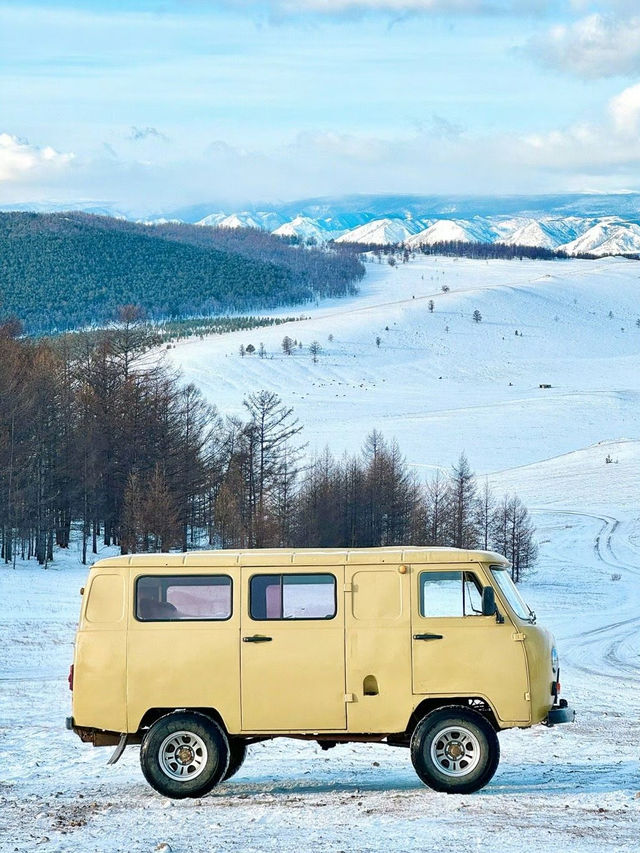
xmin=140 ymin=711 xmax=230 ymax=799
xmin=222 ymin=738 xmax=247 ymax=782
xmin=410 ymin=706 xmax=500 ymax=794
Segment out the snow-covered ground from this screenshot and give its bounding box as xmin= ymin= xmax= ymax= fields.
xmin=1 ymin=496 xmax=638 ymax=852
xmin=1 ymin=254 xmax=639 ymax=852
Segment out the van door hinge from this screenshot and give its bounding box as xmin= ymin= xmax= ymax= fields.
xmin=344 ymin=693 xmax=355 ymax=703
xmin=343 ymin=583 xmax=353 ymax=593
xmin=512 ymin=632 xmax=526 ymax=642
xmin=525 ymin=692 xmax=531 ymax=701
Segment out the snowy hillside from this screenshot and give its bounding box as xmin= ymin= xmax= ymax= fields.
xmin=167 ymin=253 xmax=640 ymax=474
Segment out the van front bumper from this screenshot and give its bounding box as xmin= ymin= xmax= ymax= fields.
xmin=544 ymin=700 xmax=575 ymax=726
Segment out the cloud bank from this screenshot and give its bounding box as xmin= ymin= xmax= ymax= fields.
xmin=5 ymin=82 xmax=640 ymax=212
xmin=528 ymin=13 xmax=640 ymax=77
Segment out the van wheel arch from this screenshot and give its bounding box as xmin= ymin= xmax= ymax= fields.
xmin=138 ymin=707 xmax=228 ymax=736
xmin=407 ymin=698 xmax=499 ymax=738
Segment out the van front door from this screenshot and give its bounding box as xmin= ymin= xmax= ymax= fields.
xmin=240 ymin=567 xmax=347 ymax=732
xmin=410 ymin=564 xmax=530 ymax=723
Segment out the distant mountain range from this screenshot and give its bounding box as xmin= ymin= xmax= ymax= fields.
xmin=189 ymin=212 xmax=640 ymax=257
xmin=5 ymin=194 xmax=640 ymax=256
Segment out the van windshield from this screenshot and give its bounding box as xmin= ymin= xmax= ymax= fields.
xmin=490 ymin=566 xmax=535 ymax=622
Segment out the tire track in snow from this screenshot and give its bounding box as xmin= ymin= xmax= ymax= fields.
xmin=537 ymin=510 xmax=640 ymax=683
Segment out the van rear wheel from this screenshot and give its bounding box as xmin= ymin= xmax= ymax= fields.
xmin=223 ymin=739 xmax=247 ymax=781
xmin=140 ymin=711 xmax=230 ymax=799
xmin=410 ymin=706 xmax=499 ymax=794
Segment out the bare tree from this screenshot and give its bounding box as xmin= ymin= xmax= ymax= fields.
xmin=450 ymin=453 xmax=478 ymax=549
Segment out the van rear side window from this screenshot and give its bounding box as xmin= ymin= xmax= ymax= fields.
xmin=136 ymin=575 xmax=232 ymax=621
xmin=250 ymin=573 xmax=336 ymax=620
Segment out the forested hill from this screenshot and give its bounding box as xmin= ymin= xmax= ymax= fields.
xmin=0 ymin=212 xmax=365 ymax=333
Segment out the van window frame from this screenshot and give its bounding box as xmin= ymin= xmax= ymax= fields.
xmin=418 ymin=569 xmax=484 ymax=618
xmin=249 ymin=572 xmax=338 ymax=621
xmin=134 ymin=573 xmax=234 ymax=623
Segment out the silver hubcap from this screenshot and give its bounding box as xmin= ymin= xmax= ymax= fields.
xmin=430 ymin=725 xmax=481 ymax=777
xmin=159 ymin=731 xmax=208 ymax=781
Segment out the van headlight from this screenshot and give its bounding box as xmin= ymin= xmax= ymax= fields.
xmin=551 ymin=646 xmax=559 ymax=674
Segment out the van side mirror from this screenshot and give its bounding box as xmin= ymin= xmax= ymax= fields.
xmin=481 ymin=586 xmax=495 ymax=616
xmin=482 ymin=586 xmax=503 ymax=622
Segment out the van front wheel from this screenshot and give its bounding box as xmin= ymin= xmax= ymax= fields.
xmin=410 ymin=707 xmax=499 ymax=794
xmin=140 ymin=711 xmax=230 ymax=799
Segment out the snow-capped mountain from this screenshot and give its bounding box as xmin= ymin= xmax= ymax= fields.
xmin=196 ymin=212 xmax=228 ymax=227
xmin=217 ymin=212 xmax=263 ymax=230
xmin=500 ymin=219 xmax=562 ymax=251
xmin=559 ymin=219 xmax=640 ymax=256
xmin=335 ymin=217 xmax=421 ymax=245
xmin=273 ymin=215 xmax=339 ymax=243
xmin=405 ymin=218 xmax=492 ymax=247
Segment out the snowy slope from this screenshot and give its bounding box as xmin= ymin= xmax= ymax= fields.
xmin=166 ymin=254 xmax=640 ymax=475
xmin=560 ymin=219 xmax=640 ymax=256
xmin=335 ymin=217 xmax=421 ymax=245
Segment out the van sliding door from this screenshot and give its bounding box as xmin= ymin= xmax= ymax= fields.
xmin=240 ymin=567 xmax=347 ymax=732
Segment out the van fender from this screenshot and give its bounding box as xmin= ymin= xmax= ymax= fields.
xmin=407 ymin=696 xmax=500 ymax=734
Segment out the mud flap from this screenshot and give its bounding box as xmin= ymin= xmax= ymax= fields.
xmin=107 ymin=733 xmax=129 ymax=765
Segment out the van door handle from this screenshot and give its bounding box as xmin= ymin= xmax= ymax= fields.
xmin=413 ymin=633 xmax=443 ymax=641
xmin=243 ymin=635 xmax=273 ymax=643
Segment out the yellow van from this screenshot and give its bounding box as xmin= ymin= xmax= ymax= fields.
xmin=67 ymin=547 xmax=573 ymax=798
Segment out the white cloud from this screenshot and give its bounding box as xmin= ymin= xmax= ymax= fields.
xmin=0 ymin=133 xmax=74 ymax=183
xmin=518 ymin=83 xmax=640 ymax=174
xmin=609 ymin=82 xmax=640 ymax=135
xmin=528 ymin=13 xmax=640 ymax=77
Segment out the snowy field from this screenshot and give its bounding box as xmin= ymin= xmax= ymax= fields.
xmin=1 ymin=254 xmax=640 ymax=852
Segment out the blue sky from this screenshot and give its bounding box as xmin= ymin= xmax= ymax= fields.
xmin=2 ymin=1 xmax=640 ymax=212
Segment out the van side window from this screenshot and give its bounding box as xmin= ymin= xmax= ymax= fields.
xmin=136 ymin=575 xmax=232 ymax=621
xmin=419 ymin=571 xmax=483 ymax=618
xmin=250 ymin=573 xmax=336 ymax=620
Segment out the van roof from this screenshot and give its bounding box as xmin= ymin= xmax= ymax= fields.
xmin=91 ymin=546 xmax=509 ymax=570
